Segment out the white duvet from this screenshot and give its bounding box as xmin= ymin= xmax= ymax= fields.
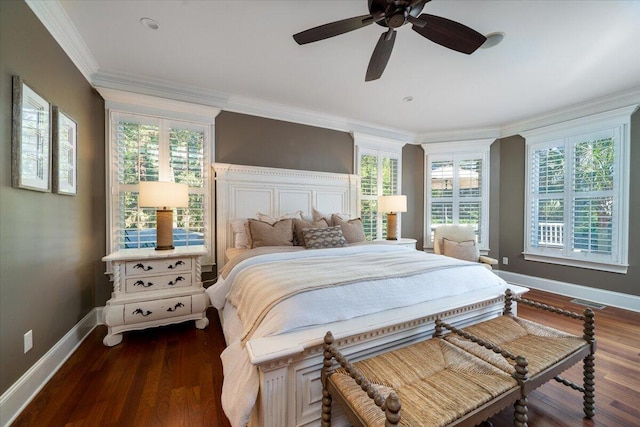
xmin=206 ymin=245 xmax=508 ymax=426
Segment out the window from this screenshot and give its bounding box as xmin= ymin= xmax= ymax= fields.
xmin=354 ymin=133 xmax=403 ymax=241
xmin=103 ymin=90 xmax=219 ymax=265
xmin=422 ymin=140 xmax=492 ymax=250
xmin=523 ymin=105 xmax=636 ymax=273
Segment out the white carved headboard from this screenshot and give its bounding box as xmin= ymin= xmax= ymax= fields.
xmin=213 ymin=163 xmax=360 ymax=268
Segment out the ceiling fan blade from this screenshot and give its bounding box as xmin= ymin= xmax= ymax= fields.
xmin=293 ymin=14 xmax=375 ymax=45
xmin=365 ymin=29 xmax=396 ymax=82
xmin=412 ymin=14 xmax=486 ymax=54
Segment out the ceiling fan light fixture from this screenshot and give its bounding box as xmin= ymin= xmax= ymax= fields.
xmin=140 ymin=17 xmax=159 ymax=30
xmin=481 ymin=32 xmax=505 ymax=49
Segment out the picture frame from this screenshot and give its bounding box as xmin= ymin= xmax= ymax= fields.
xmin=11 ymin=76 xmax=51 ymax=192
xmin=52 ymin=106 xmax=78 ymax=195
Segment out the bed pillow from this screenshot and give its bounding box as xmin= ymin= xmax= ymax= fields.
xmin=293 ymin=218 xmax=329 ymax=246
xmin=312 ymin=207 xmax=350 ymax=225
xmin=442 ymin=238 xmax=479 ymax=262
xmin=303 ymin=226 xmax=347 ymax=249
xmin=248 ymin=219 xmax=294 ymax=248
xmin=230 ymin=218 xmax=251 ymax=249
xmin=331 ymin=215 xmax=366 ymax=243
xmin=257 ymin=210 xmax=303 ymax=225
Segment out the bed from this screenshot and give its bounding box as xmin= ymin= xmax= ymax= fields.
xmin=208 ymin=163 xmax=527 ymax=427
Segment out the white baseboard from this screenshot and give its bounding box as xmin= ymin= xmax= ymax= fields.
xmin=497 ymin=271 xmax=640 ymax=313
xmin=0 ymin=307 xmax=104 ymax=427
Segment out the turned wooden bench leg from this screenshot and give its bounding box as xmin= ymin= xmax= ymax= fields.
xmin=385 ymin=392 xmax=401 ymax=426
xmin=514 ymin=397 xmax=528 ymax=427
xmin=583 ymin=308 xmax=596 ymax=419
xmin=321 ymin=332 xmax=334 ymax=427
xmin=583 ymin=353 xmax=595 ymax=418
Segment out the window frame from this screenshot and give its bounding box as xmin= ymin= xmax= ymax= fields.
xmin=522 ymin=105 xmax=637 ymax=274
xmin=353 ymin=133 xmax=403 ymax=241
xmin=101 ymin=89 xmax=220 ymax=266
xmin=422 ymin=139 xmax=493 ymax=251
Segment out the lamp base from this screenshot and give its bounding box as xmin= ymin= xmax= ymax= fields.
xmin=155 ymin=245 xmax=175 ymax=251
xmin=155 ymin=209 xmax=175 ymax=251
xmin=386 ymin=212 xmax=398 ymax=240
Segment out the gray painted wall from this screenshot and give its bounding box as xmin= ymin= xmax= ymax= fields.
xmin=497 ymin=111 xmax=640 ymax=297
xmin=401 ymin=144 xmax=425 ymax=248
xmin=0 ymin=1 xmax=107 ymax=394
xmin=216 ymin=111 xmax=353 ymax=174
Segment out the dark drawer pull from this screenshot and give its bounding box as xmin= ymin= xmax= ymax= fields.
xmin=168 ymin=276 xmax=185 ymax=286
xmin=133 ymin=263 xmax=153 ymax=272
xmin=168 ymin=260 xmax=186 ymax=269
xmin=133 ymin=280 xmax=154 ymax=288
xmin=132 ymin=308 xmax=152 ymax=317
xmin=167 ymin=302 xmax=185 ymax=312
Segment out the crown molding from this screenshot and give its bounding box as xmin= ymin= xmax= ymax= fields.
xmin=500 ymin=86 xmax=640 ymax=137
xmin=416 ymin=127 xmax=501 ymax=144
xmin=92 ymin=70 xmax=416 ymax=144
xmin=352 ymin=132 xmax=407 ymax=151
xmin=25 ymin=0 xmax=99 ymax=83
xmin=421 ymin=138 xmax=495 ymax=155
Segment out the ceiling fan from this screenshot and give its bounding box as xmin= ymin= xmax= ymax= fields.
xmin=293 ymin=0 xmax=487 ymax=81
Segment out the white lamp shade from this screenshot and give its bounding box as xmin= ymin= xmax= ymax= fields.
xmin=139 ymin=181 xmax=189 ymax=208
xmin=378 ymin=195 xmax=407 ymax=213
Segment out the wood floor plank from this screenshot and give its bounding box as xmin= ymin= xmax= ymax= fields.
xmin=11 ymin=290 xmax=640 ymax=426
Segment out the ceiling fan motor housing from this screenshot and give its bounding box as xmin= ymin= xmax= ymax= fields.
xmin=370 ymin=0 xmax=426 ymax=28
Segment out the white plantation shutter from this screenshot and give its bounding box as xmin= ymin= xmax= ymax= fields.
xmin=354 ymin=134 xmax=403 ymax=241
xmin=110 ymin=112 xmax=209 ymax=253
xmin=571 ymin=134 xmax=615 ymax=255
xmin=424 ymin=141 xmax=490 ymax=249
xmin=523 ymin=106 xmax=635 ymax=273
xmin=529 ymin=144 xmax=565 ymax=249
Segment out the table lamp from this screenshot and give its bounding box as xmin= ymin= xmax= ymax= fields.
xmin=378 ymin=195 xmax=407 ymax=240
xmin=139 ymin=181 xmax=189 ymax=250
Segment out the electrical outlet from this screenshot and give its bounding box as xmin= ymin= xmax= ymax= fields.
xmin=24 ymin=330 xmax=33 ymax=353
xmin=502 ymin=257 xmax=509 ymax=265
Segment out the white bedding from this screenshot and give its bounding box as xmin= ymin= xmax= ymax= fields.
xmin=206 ymin=244 xmax=509 ymax=426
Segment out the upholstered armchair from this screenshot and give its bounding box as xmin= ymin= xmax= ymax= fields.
xmin=433 ymin=225 xmax=498 ymax=270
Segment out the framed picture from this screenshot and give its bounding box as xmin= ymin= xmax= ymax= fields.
xmin=11 ymin=76 xmax=51 ymax=192
xmin=52 ymin=107 xmax=78 ymax=195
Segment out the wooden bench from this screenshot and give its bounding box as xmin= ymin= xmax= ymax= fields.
xmin=320 ymin=289 xmax=596 ymax=426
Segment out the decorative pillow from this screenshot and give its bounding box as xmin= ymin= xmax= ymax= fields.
xmin=331 ymin=215 xmax=366 ymax=243
xmin=312 ymin=207 xmax=350 ymax=225
xmin=303 ymin=226 xmax=347 ymax=249
xmin=293 ymin=218 xmax=329 ymax=246
xmin=442 ymin=238 xmax=479 ymax=262
xmin=230 ymin=218 xmax=250 ymax=249
xmin=257 ymin=210 xmax=303 ymax=225
xmin=248 ymin=219 xmax=294 ymax=248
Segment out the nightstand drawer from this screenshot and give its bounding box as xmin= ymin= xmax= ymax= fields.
xmin=125 ymin=258 xmax=192 ymax=276
xmin=124 ymin=296 xmax=191 ymax=325
xmin=125 ymin=273 xmax=192 ymax=293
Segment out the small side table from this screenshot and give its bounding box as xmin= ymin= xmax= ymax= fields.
xmin=371 ymin=238 xmax=417 ymax=250
xmin=102 ymin=246 xmax=209 ymax=346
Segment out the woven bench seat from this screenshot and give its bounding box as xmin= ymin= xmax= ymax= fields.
xmin=444 ymin=316 xmax=587 ymax=377
xmin=327 ymin=339 xmax=520 ymax=426
xmin=437 ymin=289 xmax=596 ymax=419
xmin=321 ymin=290 xmax=596 ymax=427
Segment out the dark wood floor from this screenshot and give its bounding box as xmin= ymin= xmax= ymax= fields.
xmin=11 ymin=289 xmax=640 ymax=426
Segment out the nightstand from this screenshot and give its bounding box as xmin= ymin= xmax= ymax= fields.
xmin=371 ymin=238 xmax=417 ymax=249
xmin=102 ymin=246 xmax=209 ymax=346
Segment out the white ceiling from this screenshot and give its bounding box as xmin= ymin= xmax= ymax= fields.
xmin=33 ymin=0 xmax=640 ymax=141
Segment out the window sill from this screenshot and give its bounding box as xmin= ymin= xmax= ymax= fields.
xmin=522 ymin=252 xmax=628 ymax=274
